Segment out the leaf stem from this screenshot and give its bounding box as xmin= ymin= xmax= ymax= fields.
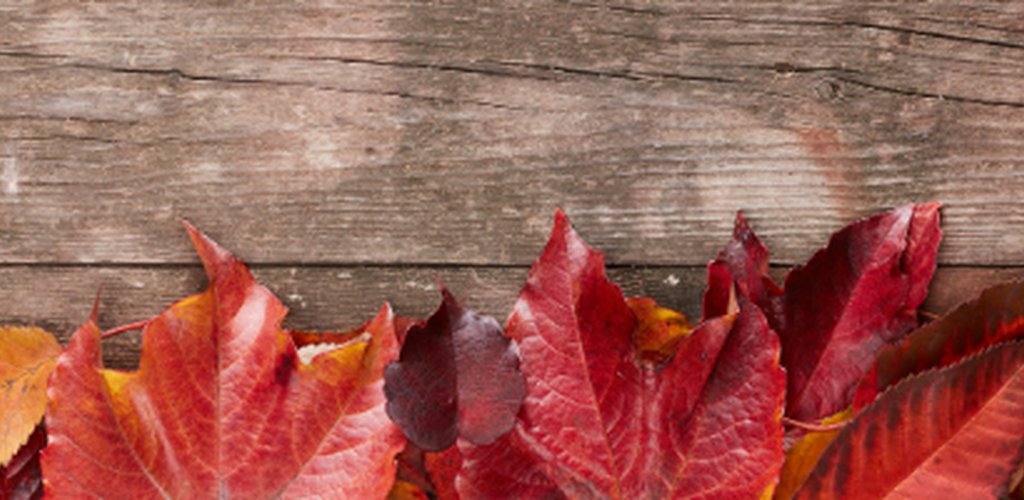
xmin=101 ymin=320 xmax=150 ymax=339
xmin=782 ymin=416 xmax=847 ymax=433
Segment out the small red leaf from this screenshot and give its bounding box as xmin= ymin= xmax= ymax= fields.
xmin=42 ymin=222 xmax=404 ymax=498
xmin=385 ymin=285 xmax=525 ymax=451
xmin=796 ymin=341 xmax=1024 ymax=499
xmin=854 ymin=280 xmax=1024 ymax=411
xmin=780 ymin=203 xmax=941 ymax=421
xmin=458 ymin=210 xmax=785 ymax=498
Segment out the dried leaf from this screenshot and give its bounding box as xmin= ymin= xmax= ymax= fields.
xmin=0 ymin=327 xmax=60 ymax=466
xmin=41 ymin=222 xmax=404 ymax=498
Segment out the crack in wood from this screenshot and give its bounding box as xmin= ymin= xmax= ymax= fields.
xmin=837 ymin=76 xmax=1024 ymax=108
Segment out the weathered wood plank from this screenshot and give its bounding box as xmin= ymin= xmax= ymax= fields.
xmin=1 ymin=264 xmax=1017 ymax=370
xmin=2 ymin=2 xmax=1024 ymax=266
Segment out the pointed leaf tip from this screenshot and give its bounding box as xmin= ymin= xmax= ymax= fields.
xmin=180 ymin=220 xmax=237 ymax=281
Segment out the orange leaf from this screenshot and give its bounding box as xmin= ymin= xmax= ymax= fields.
xmin=626 ymin=297 xmax=693 ymax=368
xmin=773 ymin=409 xmax=852 ymax=500
xmin=388 ymin=480 xmax=430 ymax=500
xmin=41 ymin=222 xmax=405 ymax=498
xmin=0 ymin=327 xmax=60 ymax=466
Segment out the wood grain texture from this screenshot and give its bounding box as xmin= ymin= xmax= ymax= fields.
xmin=3 ymin=2 xmax=1024 ymax=366
xmin=1 ymin=2 xmax=1024 ymax=267
xmin=0 ymin=265 xmax=1013 ymax=370
xmin=0 ymin=265 xmax=706 ymax=370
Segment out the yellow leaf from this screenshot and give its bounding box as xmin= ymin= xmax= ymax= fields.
xmin=627 ymin=297 xmax=693 ymax=368
xmin=773 ymin=408 xmax=853 ymax=500
xmin=0 ymin=326 xmax=61 ymax=465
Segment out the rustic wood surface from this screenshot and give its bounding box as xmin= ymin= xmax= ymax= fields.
xmin=3 ymin=2 xmax=1024 ymax=369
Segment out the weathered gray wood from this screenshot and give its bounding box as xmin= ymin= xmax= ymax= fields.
xmin=1 ymin=264 xmax=1015 ymax=370
xmin=2 ymin=2 xmax=1024 ymax=266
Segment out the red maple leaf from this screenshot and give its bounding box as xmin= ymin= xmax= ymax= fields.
xmin=41 ymin=222 xmax=405 ymax=498
xmin=456 ymin=210 xmax=786 ymax=498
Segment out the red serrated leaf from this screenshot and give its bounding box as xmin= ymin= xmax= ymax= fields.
xmin=457 ymin=210 xmax=785 ymax=498
xmin=0 ymin=424 xmax=44 ymax=500
xmin=41 ymin=222 xmax=404 ymax=498
xmin=779 ymin=203 xmax=941 ymax=421
xmin=854 ymin=280 xmax=1024 ymax=411
xmin=795 ymin=341 xmax=1024 ymax=499
xmin=384 ymin=285 xmax=525 ymax=451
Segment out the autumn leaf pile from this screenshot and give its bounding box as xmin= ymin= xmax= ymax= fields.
xmin=5 ymin=203 xmax=1024 ymax=499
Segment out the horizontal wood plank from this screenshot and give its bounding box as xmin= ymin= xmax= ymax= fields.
xmin=2 ymin=2 xmax=1024 ymax=266
xmin=1 ymin=264 xmax=1017 ymax=370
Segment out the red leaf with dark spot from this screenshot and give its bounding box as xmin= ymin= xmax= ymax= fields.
xmin=795 ymin=341 xmax=1024 ymax=499
xmin=457 ymin=210 xmax=785 ymax=498
xmin=385 ymin=285 xmax=525 ymax=451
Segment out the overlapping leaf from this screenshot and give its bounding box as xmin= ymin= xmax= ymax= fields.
xmin=41 ymin=223 xmax=404 ymax=498
xmin=854 ymin=280 xmax=1024 ymax=410
xmin=0 ymin=424 xmax=44 ymax=500
xmin=384 ymin=285 xmax=525 ymax=451
xmin=780 ymin=203 xmax=940 ymax=421
xmin=713 ymin=204 xmax=941 ymax=423
xmin=456 ymin=210 xmax=786 ymax=498
xmin=772 ymin=410 xmax=852 ymax=500
xmin=0 ymin=327 xmax=60 ymax=466
xmin=795 ymin=341 xmax=1024 ymax=499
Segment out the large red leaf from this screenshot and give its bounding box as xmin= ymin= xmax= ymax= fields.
xmin=41 ymin=223 xmax=404 ymax=498
xmin=854 ymin=280 xmax=1024 ymax=411
xmin=794 ymin=341 xmax=1024 ymax=499
xmin=779 ymin=203 xmax=941 ymax=421
xmin=457 ymin=210 xmax=786 ymax=498
xmin=384 ymin=285 xmax=525 ymax=451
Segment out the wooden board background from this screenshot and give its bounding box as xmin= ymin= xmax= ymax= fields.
xmin=3 ymin=1 xmax=1024 ymax=369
